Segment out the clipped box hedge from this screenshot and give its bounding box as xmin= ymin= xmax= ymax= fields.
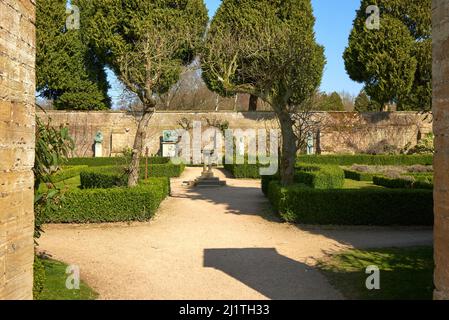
xmin=296 ymin=154 xmax=433 ymax=166
xmin=373 ymin=176 xmax=433 ymax=190
xmin=267 ymin=182 xmax=433 ymax=226
xmin=261 ymin=164 xmax=344 ymax=194
xmin=66 ymin=156 xmax=171 ymax=167
xmin=224 ymin=163 xmax=262 ymax=179
xmin=343 ymin=169 xmax=376 ymax=181
xmin=44 ymin=178 xmax=170 ymax=223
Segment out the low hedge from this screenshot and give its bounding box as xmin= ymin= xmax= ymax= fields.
xmin=44 ymin=177 xmax=169 ymax=223
xmin=295 ymin=164 xmax=345 ymax=189
xmin=66 ymin=156 xmax=171 ymax=167
xmin=267 ymin=182 xmax=433 ymax=226
xmin=79 ymin=163 xmax=184 ymax=189
xmin=296 ymin=154 xmax=433 ymax=166
xmin=373 ymin=176 xmax=433 ymax=190
xmin=343 ymin=169 xmax=376 ymax=181
xmin=50 ymin=165 xmax=88 ymax=183
xmin=262 ymin=164 xmax=344 ymax=193
xmin=224 ymin=163 xmax=262 ymax=179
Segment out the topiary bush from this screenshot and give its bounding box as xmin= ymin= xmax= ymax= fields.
xmin=268 ymin=182 xmax=433 ymax=226
xmin=44 ymin=178 xmax=170 ymax=223
xmin=296 ymin=154 xmax=433 ymax=166
xmin=295 ymin=164 xmax=345 ymax=189
xmin=66 ymin=156 xmax=171 ymax=167
xmin=343 ymin=169 xmax=376 ymax=181
xmin=224 ymin=163 xmax=263 ymax=179
xmin=373 ymin=175 xmax=433 ymax=190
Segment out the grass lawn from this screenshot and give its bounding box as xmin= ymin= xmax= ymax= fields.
xmin=343 ymin=179 xmax=384 ymax=189
xmin=38 ymin=258 xmax=98 ymax=300
xmin=317 ymin=246 xmax=434 ymax=300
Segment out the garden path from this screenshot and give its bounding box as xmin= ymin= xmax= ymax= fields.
xmin=38 ymin=167 xmax=432 ymax=299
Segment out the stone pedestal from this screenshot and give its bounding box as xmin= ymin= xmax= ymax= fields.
xmin=94 ymin=142 xmax=103 ymax=157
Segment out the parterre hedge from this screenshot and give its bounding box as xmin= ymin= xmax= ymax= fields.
xmin=267 ymin=182 xmax=433 ymax=226
xmin=296 ymin=154 xmax=433 ymax=166
xmin=261 ymin=164 xmax=344 ymax=194
xmin=373 ymin=175 xmax=433 ymax=190
xmin=66 ymin=156 xmax=171 ymax=167
xmin=79 ymin=163 xmax=184 ymax=189
xmin=223 ymin=163 xmax=262 ymax=179
xmin=343 ymin=169 xmax=376 ymax=181
xmin=44 ymin=177 xmax=170 ymax=223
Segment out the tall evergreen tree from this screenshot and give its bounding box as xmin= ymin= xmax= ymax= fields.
xmin=36 ymin=0 xmax=111 ymax=110
xmin=344 ymin=0 xmax=431 ymax=111
xmin=202 ymin=0 xmax=325 ymax=185
xmin=354 ymin=90 xmax=381 ymax=112
xmin=79 ymin=0 xmax=208 ymax=186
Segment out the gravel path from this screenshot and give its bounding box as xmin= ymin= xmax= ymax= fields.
xmin=38 ymin=167 xmax=432 ymax=300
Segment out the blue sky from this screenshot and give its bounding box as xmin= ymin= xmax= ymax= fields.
xmin=108 ymin=0 xmax=363 ymax=107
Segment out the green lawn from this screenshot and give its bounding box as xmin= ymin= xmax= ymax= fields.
xmin=317 ymin=246 xmax=434 ymax=300
xmin=343 ymin=179 xmax=384 ymax=189
xmin=38 ymin=258 xmax=98 ymax=300
xmin=39 ymin=175 xmax=81 ymax=192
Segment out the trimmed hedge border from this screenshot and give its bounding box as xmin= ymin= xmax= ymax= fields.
xmin=261 ymin=164 xmax=344 ymax=194
xmin=66 ymin=156 xmax=170 ymax=167
xmin=223 ymin=163 xmax=262 ymax=179
xmin=79 ymin=163 xmax=185 ymax=189
xmin=297 ymin=154 xmax=433 ymax=166
xmin=44 ymin=178 xmax=170 ymax=223
xmin=268 ymin=182 xmax=433 ymax=226
xmin=343 ymin=169 xmax=376 ymax=181
xmin=373 ymin=176 xmax=433 ymax=190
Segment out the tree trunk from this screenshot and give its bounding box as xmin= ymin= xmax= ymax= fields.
xmin=127 ymin=111 xmax=153 ymax=187
xmin=248 ymin=94 xmax=258 ymax=111
xmin=278 ymin=111 xmax=296 ymax=186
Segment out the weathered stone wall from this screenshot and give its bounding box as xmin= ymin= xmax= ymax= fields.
xmin=433 ymin=0 xmax=449 ymax=301
xmin=0 ymin=0 xmax=35 ymax=300
xmin=37 ymin=110 xmax=432 ymax=157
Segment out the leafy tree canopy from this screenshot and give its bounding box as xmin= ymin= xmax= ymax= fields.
xmin=344 ymin=0 xmax=431 ymax=111
xmin=36 ymin=0 xmax=111 ymax=110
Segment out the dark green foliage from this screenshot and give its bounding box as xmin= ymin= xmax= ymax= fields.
xmin=343 ymin=169 xmax=376 ymax=181
xmin=44 ymin=178 xmax=169 ymax=223
xmin=295 ymin=164 xmax=345 ymax=189
xmin=354 ymin=91 xmax=381 ymax=112
xmin=33 ymin=256 xmax=46 ymax=300
xmin=36 ymin=0 xmax=111 ymax=110
xmin=224 ymin=163 xmax=263 ymax=179
xmin=79 ymin=163 xmax=184 ymax=188
xmin=66 ymin=156 xmax=170 ymax=167
xmin=315 ymin=92 xmax=345 ymax=111
xmin=296 ymin=154 xmax=433 ymax=166
xmin=373 ymin=176 xmax=433 ymax=190
xmin=268 ymin=183 xmax=433 ymax=226
xmin=344 ymin=0 xmax=431 ymax=110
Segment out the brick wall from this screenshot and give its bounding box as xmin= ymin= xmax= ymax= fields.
xmin=0 ymin=0 xmax=35 ymax=300
xmin=433 ymin=0 xmax=449 ymax=300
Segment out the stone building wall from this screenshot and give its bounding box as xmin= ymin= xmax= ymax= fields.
xmin=37 ymin=110 xmax=432 ymax=158
xmin=0 ymin=0 xmax=36 ymax=299
xmin=433 ymin=0 xmax=449 ymax=301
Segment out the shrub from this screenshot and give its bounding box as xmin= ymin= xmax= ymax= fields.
xmin=80 ymin=170 xmax=127 ymax=189
xmin=373 ymin=175 xmax=433 ymax=190
xmin=343 ymin=169 xmax=376 ymax=181
xmin=296 ymin=154 xmax=433 ymax=166
xmin=51 ymin=165 xmax=88 ymax=183
xmin=295 ymin=164 xmax=345 ymax=189
xmin=44 ymin=178 xmax=170 ymax=223
xmin=66 ymin=156 xmax=171 ymax=167
xmin=268 ymin=182 xmax=433 ymax=226
xmin=224 ymin=163 xmax=262 ymax=179
xmin=33 ymin=256 xmax=46 ymax=300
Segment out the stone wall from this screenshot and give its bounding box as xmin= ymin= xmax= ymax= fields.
xmin=433 ymin=0 xmax=449 ymax=301
xmin=0 ymin=0 xmax=35 ymax=299
xmin=37 ymin=110 xmax=432 ymax=158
